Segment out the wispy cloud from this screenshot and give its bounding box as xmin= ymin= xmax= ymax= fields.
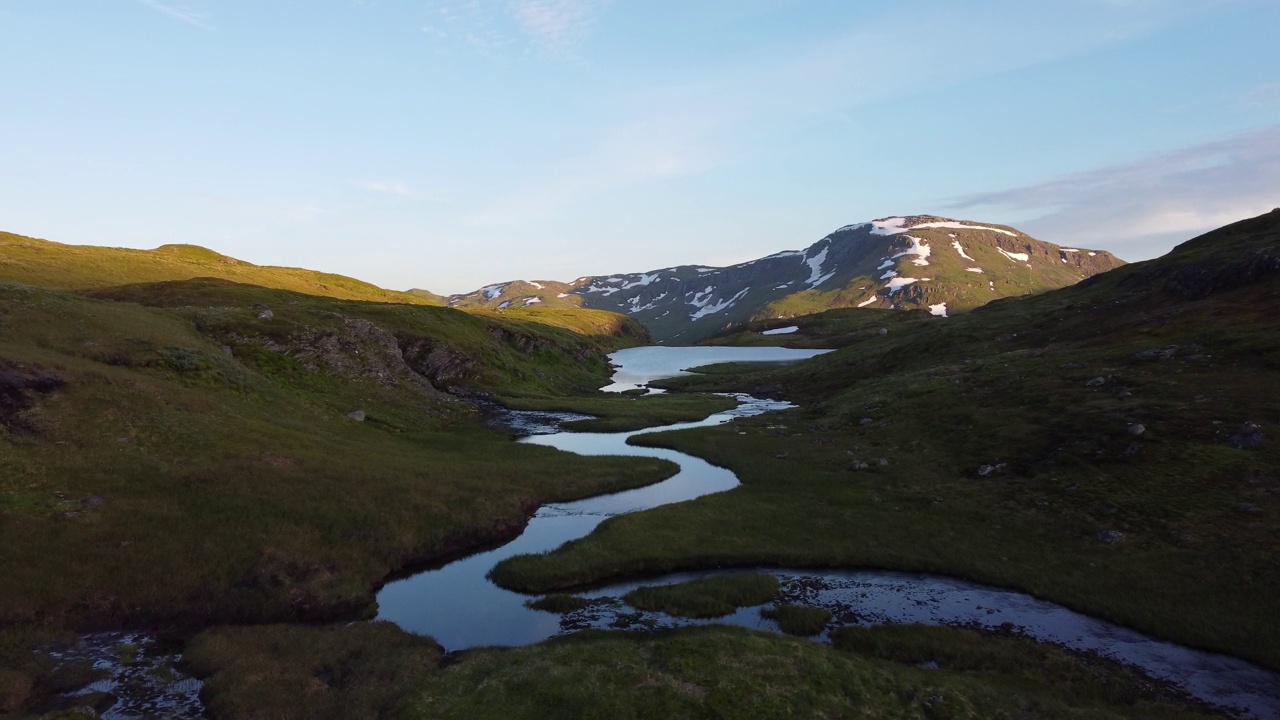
xmin=133 ymin=0 xmax=211 ymax=29
xmin=511 ymin=0 xmax=607 ymax=51
xmin=948 ymin=126 xmax=1280 ymax=259
xmin=420 ymin=0 xmax=605 ymax=55
xmin=362 ymin=181 xmax=416 ymax=198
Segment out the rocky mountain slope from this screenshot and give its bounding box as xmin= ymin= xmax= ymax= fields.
xmin=443 ymin=216 xmax=1124 ymax=343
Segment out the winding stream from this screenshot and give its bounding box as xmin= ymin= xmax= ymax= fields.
xmin=376 ymin=346 xmax=1280 ymax=719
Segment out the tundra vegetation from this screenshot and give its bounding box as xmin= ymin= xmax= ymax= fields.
xmin=2 ymin=212 xmax=1277 ymax=718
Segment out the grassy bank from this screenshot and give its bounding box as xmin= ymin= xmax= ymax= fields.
xmin=490 ymin=212 xmax=1280 ymax=670
xmin=184 ymin=622 xmax=1217 ymax=719
xmin=0 ymin=278 xmax=676 ymax=713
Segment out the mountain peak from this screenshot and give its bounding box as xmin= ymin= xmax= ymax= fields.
xmin=446 ymin=216 xmax=1122 ymax=343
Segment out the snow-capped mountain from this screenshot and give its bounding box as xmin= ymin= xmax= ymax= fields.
xmin=443 ymin=216 xmax=1124 ymax=343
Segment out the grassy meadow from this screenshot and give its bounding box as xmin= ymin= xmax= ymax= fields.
xmin=490 ymin=212 xmax=1280 ymax=670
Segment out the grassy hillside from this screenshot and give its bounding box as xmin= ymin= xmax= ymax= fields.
xmin=491 ymin=210 xmax=1280 ymax=670
xmin=0 ymin=274 xmax=678 ymax=712
xmin=0 ymin=231 xmax=440 ymax=306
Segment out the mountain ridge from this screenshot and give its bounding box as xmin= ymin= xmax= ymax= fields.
xmin=446 ymin=215 xmax=1124 ymax=343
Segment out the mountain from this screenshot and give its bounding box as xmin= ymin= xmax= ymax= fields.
xmin=445 ymin=216 xmax=1124 ymax=343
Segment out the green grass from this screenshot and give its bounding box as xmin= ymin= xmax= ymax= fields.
xmin=488 ymin=212 xmax=1280 ymax=671
xmin=760 ymin=605 xmax=832 ymax=636
xmin=184 ymin=622 xmax=1218 ymax=719
xmin=501 ymin=393 xmax=740 ymax=433
xmin=0 ymin=278 xmax=678 ymax=714
xmin=0 ymin=231 xmax=439 ymax=306
xmin=622 ymin=574 xmax=779 ymax=618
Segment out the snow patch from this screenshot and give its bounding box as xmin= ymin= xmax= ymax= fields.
xmin=870 ymin=217 xmax=909 ymax=235
xmin=877 ymin=259 xmax=896 ymax=270
xmin=774 ymin=283 xmax=792 ymax=290
xmin=697 ymin=268 xmax=717 ymax=274
xmin=761 ymin=325 xmax=799 ymax=336
xmin=898 ymin=235 xmax=931 ymax=266
xmin=880 ymin=270 xmax=898 ymax=280
xmin=523 ymin=297 xmax=542 ymax=305
xmin=481 ymin=284 xmax=507 ymax=300
xmin=496 ymin=300 xmax=512 ymax=310
xmin=556 ymin=292 xmax=570 ymax=298
xmin=929 ymin=303 xmax=948 ymax=317
xmin=621 ymin=273 xmax=660 ymax=289
xmin=527 ymin=281 xmax=544 ymax=289
xmin=885 ymin=277 xmax=920 ymax=293
xmin=857 ymin=297 xmax=877 ymax=308
xmin=952 ymin=240 xmax=975 ymax=261
xmin=765 ymin=250 xmax=805 ymax=259
xmin=1088 ymin=252 xmax=1097 ymax=256
xmin=966 ymin=267 xmax=984 ymax=273
xmin=912 ymin=221 xmax=1018 ymax=237
xmin=803 ymin=246 xmax=830 ymax=287
xmin=690 ymin=288 xmax=749 ymax=320
xmin=997 ymin=248 xmax=1030 ymax=263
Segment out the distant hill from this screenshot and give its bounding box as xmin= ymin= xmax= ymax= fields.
xmin=446 ymin=216 xmax=1124 ymax=343
xmin=0 ymin=231 xmax=440 ymax=306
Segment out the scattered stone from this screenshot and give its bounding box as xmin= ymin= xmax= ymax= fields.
xmin=977 ymin=463 xmax=1007 ymax=477
xmin=80 ymin=495 xmax=106 ymax=508
xmin=775 ymin=452 xmax=788 ymax=459
xmin=1134 ymin=346 xmax=1178 ymax=361
xmin=851 ymin=461 xmax=869 ymax=471
xmin=1228 ymin=422 xmax=1263 ymax=450
xmin=917 ymin=661 xmax=940 ymax=670
xmin=877 ymin=328 xmax=888 ymax=336
xmin=1117 ymin=389 xmax=1133 ymax=398
xmin=60 ymin=511 xmax=82 ymax=520
xmin=1121 ymin=442 xmax=1143 ymax=458
xmin=257 ymin=308 xmax=274 ymax=320
xmin=1086 ymin=376 xmax=1107 ymax=387
xmin=858 ymin=417 xmax=874 ymax=426
xmin=219 ymin=344 xmax=233 ymax=357
xmin=346 ymin=410 xmax=366 ymax=422
xmin=1128 ymin=423 xmax=1146 ymax=436
xmin=1096 ymin=529 xmax=1126 ymax=544
xmin=877 ymin=458 xmax=889 ymax=467
xmin=1237 ymin=503 xmax=1261 ymax=514
xmin=1064 ymin=483 xmax=1079 ymax=492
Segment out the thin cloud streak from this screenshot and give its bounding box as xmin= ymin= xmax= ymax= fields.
xmin=511 ymin=0 xmax=607 ymax=51
xmin=133 ymin=0 xmax=212 ymax=28
xmin=948 ymin=126 xmax=1280 ymax=259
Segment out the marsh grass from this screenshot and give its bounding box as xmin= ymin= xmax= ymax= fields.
xmin=622 ymin=574 xmax=779 ymax=618
xmin=760 ymin=604 xmax=832 ymax=636
xmin=490 ymin=215 xmax=1280 ymax=670
xmin=187 ymin=623 xmax=1218 ymax=720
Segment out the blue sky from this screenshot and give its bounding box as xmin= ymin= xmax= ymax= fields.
xmin=2 ymin=1 xmax=1277 ymax=294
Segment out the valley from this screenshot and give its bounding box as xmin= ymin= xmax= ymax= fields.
xmin=0 ymin=211 xmax=1276 ymax=719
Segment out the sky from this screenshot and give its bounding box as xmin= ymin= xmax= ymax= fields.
xmin=1 ymin=1 xmax=1278 ymax=295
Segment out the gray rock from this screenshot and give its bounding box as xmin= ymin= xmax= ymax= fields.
xmin=1128 ymin=423 xmax=1146 ymax=436
xmin=347 ymin=410 xmax=366 ymax=422
xmin=977 ymin=463 xmax=1008 ymax=477
xmin=1096 ymin=529 xmax=1126 ymax=544
xmin=1135 ymin=346 xmax=1178 ymax=361
xmin=917 ymin=661 xmax=940 ymax=670
xmin=852 ymin=461 xmax=869 ymax=471
xmin=858 ymin=417 xmax=874 ymax=426
xmin=1086 ymin=376 xmax=1107 ymax=387
xmin=80 ymin=495 xmax=106 ymax=508
xmin=877 ymin=458 xmax=890 ymax=467
xmin=1228 ymin=422 xmax=1263 ymax=450
xmin=257 ymin=309 xmax=274 ymax=320
xmin=877 ymin=328 xmax=888 ymax=336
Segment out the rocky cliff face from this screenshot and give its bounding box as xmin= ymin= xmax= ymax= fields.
xmin=448 ymin=216 xmax=1125 ymax=343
